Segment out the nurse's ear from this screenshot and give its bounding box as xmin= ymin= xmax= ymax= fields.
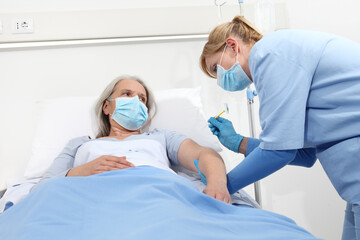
xmin=225 ymin=37 xmax=239 ymax=57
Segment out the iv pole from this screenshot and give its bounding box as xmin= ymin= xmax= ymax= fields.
xmin=246 ymin=87 xmax=262 ymax=207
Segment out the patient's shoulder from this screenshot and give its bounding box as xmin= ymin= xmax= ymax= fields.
xmin=144 ymin=128 xmax=164 ymax=134
xmin=66 ymin=136 xmax=91 ymax=148
xmin=146 ymin=128 xmax=188 ymax=142
xmin=145 ymin=128 xmax=182 ymax=136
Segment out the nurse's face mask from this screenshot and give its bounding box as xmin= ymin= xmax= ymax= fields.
xmin=217 ymin=45 xmax=252 ymax=92
xmin=108 ymin=96 xmax=148 ymax=130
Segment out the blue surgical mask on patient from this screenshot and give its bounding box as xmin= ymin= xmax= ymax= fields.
xmin=109 ymin=96 xmax=148 ymax=130
xmin=217 ymin=45 xmax=252 ymax=92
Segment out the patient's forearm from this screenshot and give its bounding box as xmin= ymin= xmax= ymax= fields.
xmin=177 ymin=139 xmax=227 ymax=183
xmin=177 ymin=139 xmax=230 ymax=203
xmin=177 ymin=139 xmax=227 ymax=184
xmin=197 ymin=148 xmax=227 ymax=185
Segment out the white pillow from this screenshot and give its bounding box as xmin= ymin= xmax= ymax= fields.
xmin=150 ymin=87 xmax=221 ymax=151
xmin=24 ymin=87 xmax=221 ymax=179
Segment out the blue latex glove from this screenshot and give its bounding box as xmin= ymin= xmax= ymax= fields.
xmin=208 ymin=117 xmax=243 ymax=153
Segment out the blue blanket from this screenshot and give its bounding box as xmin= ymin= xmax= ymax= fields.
xmin=0 ymin=166 xmax=319 ymax=240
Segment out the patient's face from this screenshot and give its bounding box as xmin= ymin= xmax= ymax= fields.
xmin=112 ymin=79 xmax=147 ymax=104
xmin=103 ymin=79 xmax=148 ymax=116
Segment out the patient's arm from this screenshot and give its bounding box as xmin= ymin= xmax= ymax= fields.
xmin=67 ymin=155 xmax=134 ymax=176
xmin=34 ymin=137 xmax=134 ymax=190
xmin=33 ymin=136 xmax=89 ymax=190
xmin=177 ymin=139 xmax=231 ymax=204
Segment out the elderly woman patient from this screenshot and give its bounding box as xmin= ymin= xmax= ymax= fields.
xmin=36 ymin=75 xmax=231 ymax=204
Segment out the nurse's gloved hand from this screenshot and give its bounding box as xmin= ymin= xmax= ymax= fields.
xmin=208 ymin=117 xmax=243 ymax=153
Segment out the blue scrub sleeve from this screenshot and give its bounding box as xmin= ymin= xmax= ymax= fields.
xmin=227 ymin=148 xmax=297 ymax=194
xmin=245 ymin=137 xmax=261 ymax=157
xmin=246 ymin=137 xmax=316 ymax=167
xmin=290 ymin=148 xmax=317 ymax=168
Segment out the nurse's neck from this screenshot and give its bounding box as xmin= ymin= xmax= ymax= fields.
xmin=237 ymin=40 xmax=253 ymax=80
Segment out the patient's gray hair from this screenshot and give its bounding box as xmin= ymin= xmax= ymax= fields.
xmin=95 ymin=75 xmax=156 ymax=138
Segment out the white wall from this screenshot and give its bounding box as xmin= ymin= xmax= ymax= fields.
xmin=1 ymin=1 xmax=360 ymax=240
xmin=284 ymin=0 xmax=360 ymax=41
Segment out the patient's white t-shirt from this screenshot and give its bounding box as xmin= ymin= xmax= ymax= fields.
xmin=75 ymin=129 xmax=188 ymax=173
xmin=74 ymin=138 xmax=176 ymax=173
xmin=38 ymin=128 xmax=187 ymax=183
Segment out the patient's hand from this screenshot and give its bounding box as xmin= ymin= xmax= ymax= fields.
xmin=66 ymin=155 xmax=134 ymax=177
xmin=203 ymin=181 xmax=232 ymax=204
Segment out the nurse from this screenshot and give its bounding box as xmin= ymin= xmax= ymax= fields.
xmin=200 ymin=15 xmax=360 ymax=239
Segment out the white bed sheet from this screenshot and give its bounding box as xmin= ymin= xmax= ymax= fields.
xmin=0 ymin=167 xmax=259 ymax=213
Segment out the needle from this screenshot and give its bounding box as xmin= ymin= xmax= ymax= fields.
xmin=215 ymin=110 xmax=225 ymax=119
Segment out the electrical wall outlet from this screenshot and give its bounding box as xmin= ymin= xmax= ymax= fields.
xmin=11 ymin=18 xmax=34 ymax=34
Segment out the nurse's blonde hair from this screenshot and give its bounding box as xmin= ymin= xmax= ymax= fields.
xmin=95 ymin=75 xmax=156 ymax=138
xmin=200 ymin=15 xmax=263 ymax=78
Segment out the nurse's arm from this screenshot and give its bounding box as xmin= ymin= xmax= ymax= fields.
xmin=240 ymin=137 xmax=317 ymax=168
xmin=227 ymin=148 xmax=297 ymax=194
xmin=239 ymin=137 xmax=261 ymax=156
xmin=289 ymin=148 xmax=317 ymax=168
xmin=177 ymin=139 xmax=231 ymax=204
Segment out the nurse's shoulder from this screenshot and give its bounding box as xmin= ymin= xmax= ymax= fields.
xmin=249 ymin=29 xmax=336 ymax=77
xmin=252 ymin=29 xmax=334 ymax=57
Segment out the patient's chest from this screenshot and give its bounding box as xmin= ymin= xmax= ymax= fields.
xmin=74 ymin=139 xmax=175 ymax=173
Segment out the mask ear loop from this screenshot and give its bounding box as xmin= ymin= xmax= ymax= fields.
xmin=219 ymin=42 xmax=239 ymax=66
xmin=219 ymin=44 xmax=227 ymax=66
xmin=236 ymin=45 xmax=240 ymax=64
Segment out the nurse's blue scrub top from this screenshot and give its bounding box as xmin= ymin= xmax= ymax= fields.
xmin=248 ymin=29 xmax=360 ymax=203
xmin=249 ymin=29 xmax=360 ymax=150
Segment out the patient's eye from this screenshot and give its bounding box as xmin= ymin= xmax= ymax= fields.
xmin=139 ymin=96 xmax=146 ymax=103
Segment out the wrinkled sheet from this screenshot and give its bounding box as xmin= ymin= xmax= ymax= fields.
xmin=0 ymin=166 xmax=319 ymax=240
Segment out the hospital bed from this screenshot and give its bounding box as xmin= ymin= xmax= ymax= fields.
xmin=0 ymin=190 xmax=4 ymax=199
xmin=0 ymin=88 xmax=255 ymax=210
xmin=0 ymin=87 xmax=320 ymax=239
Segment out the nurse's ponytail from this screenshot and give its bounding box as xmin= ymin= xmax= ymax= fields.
xmin=200 ymin=15 xmax=263 ymax=78
xmin=232 ymin=16 xmax=262 ymax=39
